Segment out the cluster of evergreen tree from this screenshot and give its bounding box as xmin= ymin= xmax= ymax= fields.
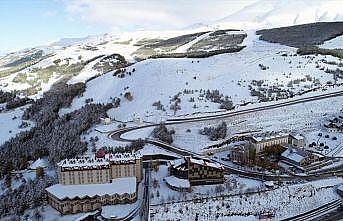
xmin=97 ymin=139 xmax=146 ymax=154
xmin=0 ymin=90 xmax=32 ymax=110
xmin=152 ymin=123 xmax=175 ymax=144
xmin=0 ymin=82 xmax=113 ymax=177
xmin=0 ymin=90 xmax=17 ymax=104
xmin=0 ymin=175 xmax=56 ymax=218
xmin=149 ymin=46 xmax=245 ymax=59
xmin=0 ymin=82 xmax=115 ymax=218
xmin=22 ymin=83 xmax=85 ymax=123
xmin=203 ymin=90 xmax=234 ymax=110
xmin=200 ymin=121 xmax=227 ymax=141
xmin=5 ymin=97 xmax=32 ymax=110
xmin=257 ymin=22 xmax=343 ymax=48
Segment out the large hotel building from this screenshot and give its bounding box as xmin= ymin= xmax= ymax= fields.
xmin=46 ymin=152 xmax=142 ymax=214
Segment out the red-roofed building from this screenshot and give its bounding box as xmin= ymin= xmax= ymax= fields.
xmin=95 ymin=150 xmax=106 ymax=158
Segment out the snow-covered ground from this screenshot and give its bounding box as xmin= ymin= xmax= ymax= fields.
xmin=76 ymin=85 xmax=343 ymax=157
xmin=139 ymin=144 xmax=180 ymax=158
xmin=168 ymin=94 xmax=343 ymax=155
xmin=121 ymin=126 xmax=153 ymax=140
xmin=0 ymin=26 xmax=218 ymax=98
xmin=8 ymin=205 xmax=90 ymax=221
xmin=67 ymin=56 xmax=104 ymax=84
xmin=151 ymin=177 xmax=343 ymax=221
xmin=320 ymin=35 xmax=343 ymax=49
xmin=172 ymin=31 xmax=212 ymax=53
xmin=79 ymin=120 xmax=181 ymax=157
xmin=0 ymin=5 xmax=342 ymax=221
xmin=0 ymin=168 xmax=56 ymax=196
xmin=150 ymin=165 xmax=265 ymax=205
xmin=81 ymin=126 xmax=128 ymax=154
xmin=305 ymin=130 xmax=343 ymax=157
xmin=0 ymin=105 xmax=33 ymax=145
xmin=58 ymin=31 xmax=343 ymax=124
xmin=0 ymin=38 xmax=140 ymax=98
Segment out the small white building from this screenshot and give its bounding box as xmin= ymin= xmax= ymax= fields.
xmin=250 ymin=132 xmax=289 ymax=153
xmin=289 ymin=134 xmax=305 ymax=148
xmin=281 ymin=145 xmax=320 ymax=168
xmin=29 ymin=158 xmax=48 ymax=170
xmin=264 ymin=181 xmax=274 ymax=188
xmin=100 ymin=117 xmax=111 ymax=125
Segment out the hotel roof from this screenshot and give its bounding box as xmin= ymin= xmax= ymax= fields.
xmin=281 ymin=146 xmax=309 ymax=163
xmin=251 ymin=132 xmax=289 ymax=142
xmin=58 ymin=157 xmax=110 ymax=169
xmin=57 ymin=152 xmax=141 ymax=169
xmin=188 ymin=157 xmax=223 ymax=169
xmin=46 ymin=177 xmax=136 ymax=200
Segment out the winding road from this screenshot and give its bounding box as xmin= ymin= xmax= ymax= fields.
xmin=109 ymin=89 xmax=343 ymax=178
xmin=107 ymin=90 xmax=343 ymax=220
xmin=109 ymin=89 xmax=343 ymax=180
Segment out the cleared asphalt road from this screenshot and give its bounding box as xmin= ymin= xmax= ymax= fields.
xmin=108 ymin=90 xmax=343 ymax=181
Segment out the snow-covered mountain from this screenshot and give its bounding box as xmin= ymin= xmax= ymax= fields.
xmin=215 ymin=0 xmax=343 ymax=29
xmin=0 ymin=0 xmax=342 ymax=101
xmin=1 ymin=2 xmax=343 ymax=220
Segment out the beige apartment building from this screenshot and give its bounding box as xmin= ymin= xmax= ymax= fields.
xmin=47 ymin=152 xmax=142 ymax=214
xmin=47 ymin=177 xmax=137 ymax=214
xmin=57 ymin=152 xmax=142 ymax=185
xmin=250 ymin=133 xmax=290 ymax=154
xmin=249 ymin=132 xmax=305 ymax=154
xmin=288 ymin=134 xmax=305 ymax=148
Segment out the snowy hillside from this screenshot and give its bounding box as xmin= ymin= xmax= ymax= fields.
xmin=0 ymin=22 xmax=342 ymax=147
xmin=320 ymin=35 xmax=343 ymax=49
xmin=0 ymin=14 xmax=342 ymax=99
xmin=215 ymin=0 xmax=343 ymax=29
xmin=0 ymin=27 xmax=234 ymax=98
xmin=59 ymin=31 xmax=343 ymax=124
xmin=1 ymin=3 xmax=343 ymax=220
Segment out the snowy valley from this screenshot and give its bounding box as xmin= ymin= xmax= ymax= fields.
xmin=1 ymin=1 xmax=343 ymax=220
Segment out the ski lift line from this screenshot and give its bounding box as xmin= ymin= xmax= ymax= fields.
xmin=331 ymin=142 xmax=343 ymax=157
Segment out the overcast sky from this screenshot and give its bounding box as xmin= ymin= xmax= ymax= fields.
xmin=0 ymin=0 xmax=256 ymax=52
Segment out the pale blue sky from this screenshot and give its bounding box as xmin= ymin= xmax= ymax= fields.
xmin=0 ymin=0 xmax=107 ymax=52
xmin=0 ymin=0 xmax=256 ymax=53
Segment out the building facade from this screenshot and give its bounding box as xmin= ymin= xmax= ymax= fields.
xmin=230 ymin=142 xmax=254 ymax=165
xmin=46 ymin=177 xmax=137 ymax=214
xmin=249 ymin=132 xmax=305 ymax=154
xmin=47 ymin=152 xmax=142 ymax=214
xmin=169 ymin=156 xmax=224 ymax=186
xmin=281 ymin=145 xmax=320 ymax=168
xmin=288 ymin=134 xmax=305 ymax=148
xmin=57 ymin=152 xmax=142 ymax=185
xmin=250 ymin=133 xmax=289 ymax=154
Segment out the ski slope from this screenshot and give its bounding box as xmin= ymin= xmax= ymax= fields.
xmin=60 ymin=32 xmax=343 ymax=123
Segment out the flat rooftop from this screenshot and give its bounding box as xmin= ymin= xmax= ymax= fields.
xmin=46 ymin=177 xmax=136 ymax=200
xmin=58 ymin=157 xmax=110 ymax=169
xmin=165 ymin=176 xmax=190 ymax=189
xmin=188 ymin=157 xmax=223 ymax=169
xmin=57 ymin=152 xmax=141 ymax=169
xmin=251 ymin=132 xmax=289 ymax=142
